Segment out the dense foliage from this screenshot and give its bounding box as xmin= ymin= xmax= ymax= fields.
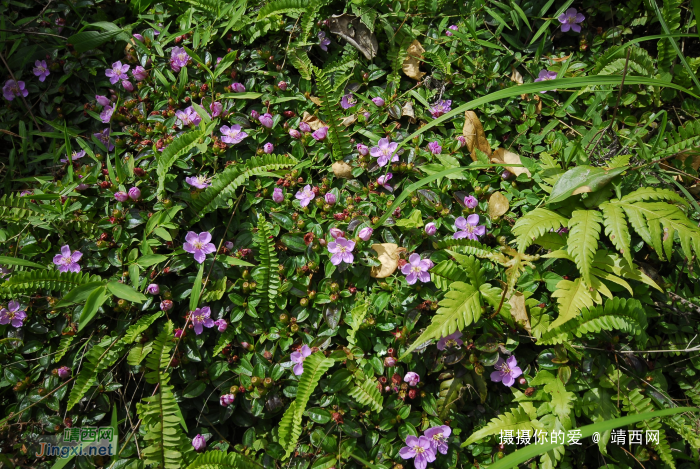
xmin=1 ymin=0 xmax=700 ymax=468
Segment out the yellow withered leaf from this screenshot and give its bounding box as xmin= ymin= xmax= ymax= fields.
xmin=488 ymin=191 xmax=510 ymax=219
xmin=462 ymin=111 xmax=492 ymax=162
xmin=302 ymin=111 xmax=326 ymax=130
xmin=491 ymin=148 xmax=531 ymax=178
xmin=508 ymin=292 xmax=531 ymax=333
xmin=332 ymin=161 xmax=353 ymax=179
xmin=402 ymin=40 xmax=426 ymax=80
xmin=370 ymin=243 xmax=405 ymax=278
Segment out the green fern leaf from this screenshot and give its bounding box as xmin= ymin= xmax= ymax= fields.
xmin=403 ymin=282 xmax=481 ymax=356
xmin=156 ymin=124 xmax=214 ymax=197
xmin=54 ymin=335 xmax=75 ymax=363
xmin=463 ymin=406 xmax=542 ymax=446
xmin=657 ymin=0 xmax=682 ymax=72
xmin=257 ymin=0 xmax=309 ymax=20
xmin=658 ymin=120 xmax=700 ymax=155
xmin=593 ymin=45 xmax=655 ymax=76
xmin=127 ymin=343 xmax=153 ymax=366
xmin=121 ymin=312 xmax=164 ymax=344
xmin=185 ymin=451 xmax=263 ymax=469
xmin=513 ymin=208 xmax=568 ymax=252
xmin=66 ymin=336 xmax=123 ymax=410
xmin=567 ymin=210 xmax=603 ymax=287
xmin=288 ymin=48 xmax=313 ymax=80
xmin=144 ymin=321 xmax=174 ymax=384
xmin=430 ymin=260 xmax=468 ymax=291
xmin=348 ymin=375 xmax=383 ymax=412
xmin=346 ymin=298 xmax=368 ymax=347
xmin=619 ymin=187 xmax=687 ymax=206
xmin=314 ymin=67 xmax=353 ymax=161
xmin=1 ymin=270 xmax=102 ymax=297
xmin=189 ymin=154 xmax=297 ymax=216
xmin=279 ymin=352 xmax=335 ymax=458
xmin=0 ymin=193 xmax=42 ymax=220
xmin=622 ymin=389 xmax=676 ymax=469
xmin=432 ymin=238 xmax=502 ymax=259
xmin=550 ymin=278 xmax=595 ymax=328
xmin=600 ymin=202 xmax=633 ymax=266
xmin=252 ymin=218 xmax=280 ymax=315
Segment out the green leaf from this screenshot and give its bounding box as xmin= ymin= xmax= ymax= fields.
xmin=512 ymin=208 xmax=568 ymax=253
xmin=213 ymin=50 xmax=239 ymax=79
xmin=0 ymin=256 xmax=46 ymax=270
xmin=136 ymin=254 xmax=169 ymax=267
xmin=67 ymin=30 xmax=122 ymax=53
xmin=78 ymin=286 xmax=109 ymax=331
xmin=395 ymin=209 xmax=424 ymax=229
xmin=600 ymin=202 xmax=633 ymax=266
xmin=548 ymin=165 xmax=627 ymax=205
xmin=106 ymin=281 xmax=147 ymax=303
xmin=566 ymin=210 xmax=603 ymax=287
xmin=550 ymin=278 xmax=595 ymax=328
xmin=156 ymin=126 xmax=211 ymax=196
xmin=464 ymin=405 xmax=542 ymax=445
xmin=190 ymin=263 xmax=205 ymax=311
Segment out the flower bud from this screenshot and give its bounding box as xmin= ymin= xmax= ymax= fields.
xmin=57 ymin=366 xmax=71 ymax=380
xmin=278 ymin=81 xmax=287 ymax=90
xmin=329 ymin=228 xmax=344 ymax=239
xmin=324 ymin=192 xmax=336 ymax=204
xmin=299 ymin=122 xmax=311 ymax=132
xmin=114 ymin=191 xmax=128 ymax=202
xmin=160 ymin=300 xmax=173 ymax=311
xmin=272 ymin=187 xmax=284 ymax=203
xmin=372 ymin=97 xmax=385 ymax=107
xmin=384 ymin=356 xmax=396 ymax=367
xmin=356 ymin=144 xmax=369 ymax=155
xmin=289 ymin=129 xmax=301 ymax=139
xmin=128 ymin=187 xmax=141 ymax=200
xmin=147 ymin=284 xmax=160 ymax=294
xmin=263 ymin=142 xmax=274 ymax=154
xmin=424 ymin=222 xmax=437 ymax=235
xmin=358 ymin=227 xmax=373 ymax=241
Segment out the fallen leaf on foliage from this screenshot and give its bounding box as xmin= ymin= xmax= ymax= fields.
xmin=510 ymin=66 xmax=523 ymax=85
xmin=402 ymin=40 xmax=425 ymax=80
xmin=491 ymin=148 xmax=531 ymax=178
xmin=370 ymin=243 xmax=405 ymax=278
xmin=341 ymin=114 xmax=357 ymax=126
xmin=302 ymin=111 xmax=326 ymax=130
xmin=549 ymin=54 xmax=571 ymax=63
xmin=488 ymin=191 xmax=509 ymax=219
xmin=309 ymin=96 xmax=322 ymax=106
xmin=402 ymin=101 xmax=416 ymax=123
xmin=462 ymin=111 xmax=492 ymax=162
xmin=332 ymin=161 xmax=353 ymax=178
xmin=509 ymin=292 xmax=531 ymax=333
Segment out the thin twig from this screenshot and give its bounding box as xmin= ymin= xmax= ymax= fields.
xmin=0 ymin=28 xmax=66 ymax=38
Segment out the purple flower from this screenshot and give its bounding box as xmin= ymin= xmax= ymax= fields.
xmin=191 ymin=306 xmax=215 ymax=335
xmin=272 ymin=187 xmax=284 ymax=203
xmin=231 ymin=82 xmax=246 ymax=93
xmin=295 ymin=185 xmax=315 ymax=208
xmin=357 ymin=144 xmax=369 ymax=155
xmin=224 ymin=241 xmax=234 ymax=250
xmin=53 ymin=245 xmax=82 ymax=273
xmin=176 ymin=106 xmax=201 ymax=127
xmin=0 ymin=301 xmax=26 ymax=328
xmin=183 ymin=231 xmax=217 ymax=264
xmin=186 ymin=175 xmax=211 ymax=189
xmin=501 ymin=170 xmax=512 ymax=180
xmin=94 ymin=129 xmax=114 ymax=151
xmin=399 ymin=435 xmax=436 ymax=469
xmin=57 ymin=366 xmax=71 ymax=379
xmin=278 ymin=81 xmax=288 ymax=90
xmin=170 ymin=47 xmax=189 ymax=72
xmin=464 ymin=195 xmax=478 ymax=209
xmin=404 ymin=371 xmax=420 ymax=386
xmin=263 ymin=142 xmax=274 ymax=154
xmin=220 ymin=124 xmax=248 ymax=145
xmin=215 ymin=319 xmax=228 ymax=332
xmin=147 ymin=284 xmax=160 ymax=295
xmin=377 ymin=173 xmax=393 ymax=192
xmin=105 ymin=61 xmax=129 ymax=84
xmin=128 ymin=187 xmax=141 ymax=200
xmin=327 ymin=237 xmax=355 ymax=265
xmin=174 ymin=328 xmax=183 ymax=338
xmin=312 ymin=127 xmax=328 ymax=141
xmin=445 ymin=24 xmax=459 ymax=36
xmin=210 ymin=101 xmax=223 ymax=117
xmin=558 ymin=8 xmax=585 ymax=33
xmin=133 ymin=33 xmax=144 ymax=41
xmin=490 ymin=355 xmax=523 ymax=387
xmin=324 ymin=193 xmax=336 ymax=205
xmin=121 ymin=80 xmax=134 ymax=92
xmin=429 ymin=99 xmax=452 ymax=119
xmin=370 ymin=138 xmax=399 ymax=167
xmin=534 ymin=70 xmax=558 ymax=93
xmin=192 ymin=434 xmax=206 ymax=452
xmin=132 ymin=66 xmax=147 ymax=81
xmin=425 ymin=222 xmax=437 ymax=236
xmin=95 ymin=95 xmax=110 ymax=106
xmin=424 ymin=425 xmax=451 ymax=455
xmin=330 ymin=228 xmax=344 ymax=239
xmin=384 ymin=356 xmax=396 ymax=367
xmin=161 ymin=300 xmax=173 ymax=311
xmin=340 ymin=93 xmax=357 ymax=109
xmin=456 ymin=135 xmax=467 ymax=148
xmin=427 ymin=141 xmax=442 ymax=155
xmin=289 ymin=129 xmax=301 ymax=139
xmin=63 ymin=150 xmax=85 ymax=163
xmin=114 ymin=191 xmax=128 ymax=202
xmin=454 ymin=214 xmax=486 ymax=240
xmin=437 ymin=331 xmax=463 ymax=351
xmin=220 ymin=394 xmax=235 ymax=406
xmin=318 ymin=31 xmax=331 ymax=51
xmin=250 ymin=109 xmax=260 ymax=121
xmin=358 ymin=227 xmax=373 ymax=241
xmin=259 ymin=113 xmax=274 ymax=128
xmin=372 ymin=97 xmax=385 ymax=107
xmin=291 ymin=345 xmax=312 ymax=375
xmin=299 ymin=122 xmax=311 ymax=133
xmin=33 ymin=60 xmax=50 ymax=82
xmin=100 ymin=106 xmax=113 ymax=124
xmin=3 ymin=80 xmax=28 ymax=101
xmin=401 ymin=253 xmax=433 ymax=285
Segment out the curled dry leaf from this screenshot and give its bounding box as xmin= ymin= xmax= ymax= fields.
xmin=402 ymin=101 xmax=416 ymax=123
xmin=302 ymin=111 xmax=326 ymax=131
xmin=309 ymin=96 xmax=322 ymax=106
xmin=332 ymin=161 xmax=354 ymax=179
xmin=341 ymin=114 xmax=357 ymax=127
xmin=462 ymin=111 xmax=492 ymax=162
xmin=370 ymin=243 xmax=405 ymax=278
xmin=488 ymin=191 xmax=510 ymax=219
xmin=510 ymin=66 xmax=523 ymax=85
xmin=508 ymin=292 xmax=531 ymax=334
xmin=402 ymin=40 xmax=426 ymax=81
xmin=491 ymin=148 xmax=531 ymax=178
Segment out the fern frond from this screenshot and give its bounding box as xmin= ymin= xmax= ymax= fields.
xmin=185 ymin=451 xmax=263 ymax=469
xmin=54 ymin=335 xmax=75 ymax=363
xmin=658 ymin=120 xmax=700 ymax=156
xmin=404 ymin=282 xmax=481 ymax=356
xmin=1 ymin=270 xmax=102 ymax=297
xmin=179 ymin=0 xmax=228 ymax=16
xmin=189 ymin=154 xmax=297 ymax=217
xmin=314 ymin=67 xmax=353 ymax=161
xmin=156 ymin=125 xmax=213 ymax=197
xmin=622 ymin=389 xmax=676 ymax=469
xmin=600 ymin=202 xmax=633 ymax=266
xmin=0 ymin=193 xmax=42 ymax=220
xmin=252 ymin=218 xmax=280 ymax=315
xmin=121 ymin=312 xmax=164 ymax=344
xmin=279 ymin=352 xmax=336 ymax=458
xmin=348 ymin=376 xmax=383 ymax=412
xmin=550 ymin=278 xmax=596 ymax=329
xmin=430 ymin=260 xmax=467 ymax=291
xmin=288 ymin=48 xmax=313 ymax=81
xmin=144 ymin=321 xmax=174 ymax=384
xmin=257 ymin=0 xmax=309 ymax=20
xmin=567 ymin=210 xmax=603 ymax=287
xmin=656 ymin=0 xmax=682 ymax=72
xmin=432 ymin=238 xmax=503 ymax=259
xmin=127 ymin=343 xmax=153 ymax=366
xmin=593 ymin=45 xmax=655 ymax=76
xmin=346 ymin=299 xmax=368 ymax=347
xmin=620 ymin=187 xmax=687 ymax=206
xmin=513 ymin=208 xmax=568 ymax=253
xmin=66 ymin=337 xmax=123 ymax=410
xmin=463 ymin=406 xmax=542 ymax=446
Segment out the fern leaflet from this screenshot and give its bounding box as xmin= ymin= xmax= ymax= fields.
xmin=513 ymin=208 xmax=568 ymax=252
xmin=567 ymin=210 xmax=603 ymax=287
xmin=252 ymin=218 xmax=280 ymax=315
xmin=185 ymin=451 xmax=263 ymax=469
xmin=314 ymin=67 xmax=353 ymax=161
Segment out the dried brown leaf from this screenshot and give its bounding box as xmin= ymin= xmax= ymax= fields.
xmin=491 ymin=148 xmax=531 ymax=178
xmin=370 ymin=243 xmax=405 ymax=278
xmin=462 ymin=111 xmax=492 ymax=162
xmin=332 ymin=161 xmax=353 ymax=179
xmin=302 ymin=111 xmax=326 ymax=131
xmin=488 ymin=192 xmax=510 ymax=219
xmin=508 ymin=292 xmax=531 ymax=334
xmin=403 ymin=40 xmax=426 ymax=80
